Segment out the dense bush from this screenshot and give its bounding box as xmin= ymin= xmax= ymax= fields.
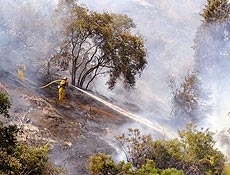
xmin=0 ymin=91 xmax=11 ymax=118
xmin=88 ymin=124 xmax=225 ymax=175
xmin=88 ymin=153 xmax=184 ymax=175
xmin=0 ymin=91 xmax=59 ymax=175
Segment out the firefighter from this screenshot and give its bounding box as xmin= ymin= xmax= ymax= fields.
xmin=16 ymin=63 xmax=26 ymax=80
xmin=58 ymin=77 xmax=68 ymax=101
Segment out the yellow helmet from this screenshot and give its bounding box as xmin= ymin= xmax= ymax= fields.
xmin=62 ymin=77 xmax=67 ymax=80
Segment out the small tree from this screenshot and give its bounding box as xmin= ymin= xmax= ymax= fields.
xmin=116 ymin=128 xmax=152 ymax=168
xmin=169 ymin=72 xmax=209 ymax=123
xmin=54 ymin=4 xmax=147 ymax=89
xmin=116 ymin=128 xmax=181 ymax=170
xmin=178 ymin=123 xmax=225 ymax=175
xmin=194 ymin=0 xmax=230 ymax=73
xmin=88 ymin=154 xmax=184 ymax=175
xmin=88 ymin=153 xmax=127 ymax=175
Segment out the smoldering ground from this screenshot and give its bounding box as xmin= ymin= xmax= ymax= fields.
xmin=79 ymin=0 xmax=230 ymax=159
xmin=1 ymin=0 xmax=230 ymax=170
xmin=79 ymin=0 xmax=203 ymax=130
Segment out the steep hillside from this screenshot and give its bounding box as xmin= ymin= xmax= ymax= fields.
xmin=0 ymin=70 xmax=129 ymax=175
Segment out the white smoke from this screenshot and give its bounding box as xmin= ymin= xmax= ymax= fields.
xmin=78 ymin=0 xmax=230 ymax=159
xmin=79 ymin=0 xmax=205 ymax=132
xmin=200 ymin=26 xmax=230 ymax=130
xmin=193 ymin=21 xmax=230 ymax=158
xmin=0 ymin=0 xmax=61 ymax=81
xmin=1 ymin=0 xmax=229 ymax=164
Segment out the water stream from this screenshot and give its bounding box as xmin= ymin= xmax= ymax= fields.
xmin=70 ymin=85 xmax=176 ymax=138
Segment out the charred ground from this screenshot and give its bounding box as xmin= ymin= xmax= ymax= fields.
xmin=0 ymin=70 xmax=130 ymax=175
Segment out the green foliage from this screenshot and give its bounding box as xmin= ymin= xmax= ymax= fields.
xmin=88 ymin=155 xmax=184 ymax=175
xmin=113 ymin=124 xmax=225 ymax=175
xmin=135 ymin=160 xmax=160 ymax=175
xmin=0 ymin=122 xmax=18 ymax=152
xmin=116 ymin=128 xmax=180 ymax=171
xmin=0 ymin=122 xmax=61 ymax=175
xmin=116 ymin=128 xmax=152 ymax=168
xmin=0 ymin=91 xmax=11 ymax=118
xmin=178 ymin=123 xmax=225 ymax=174
xmin=201 ymin=0 xmax=229 ymax=24
xmin=88 ymin=153 xmax=118 ymax=175
xmin=161 ymin=168 xmax=184 ymax=175
xmin=223 ymin=163 xmax=230 ymax=175
xmin=55 ymin=3 xmax=147 ymax=89
xmin=88 ymin=153 xmax=134 ymax=175
xmin=0 ymin=92 xmax=60 ymax=174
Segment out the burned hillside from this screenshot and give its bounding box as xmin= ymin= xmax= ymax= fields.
xmin=0 ymin=69 xmax=130 ymax=174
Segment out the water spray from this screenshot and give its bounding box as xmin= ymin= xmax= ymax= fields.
xmin=38 ymin=80 xmax=175 ymax=137
xmin=70 ymin=84 xmax=176 ymax=138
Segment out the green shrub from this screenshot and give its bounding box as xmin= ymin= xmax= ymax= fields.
xmin=89 ymin=124 xmax=225 ymax=175
xmin=0 ymin=91 xmax=60 ymax=174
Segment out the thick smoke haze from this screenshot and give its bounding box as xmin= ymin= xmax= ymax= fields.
xmin=79 ymin=0 xmax=204 ymax=130
xmin=1 ymin=0 xmax=230 ymax=162
xmin=194 ymin=22 xmax=230 ymax=131
xmin=0 ymin=0 xmax=61 ymax=80
xmin=79 ymin=0 xmax=230 ymax=157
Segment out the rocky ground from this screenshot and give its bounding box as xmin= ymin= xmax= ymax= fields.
xmin=0 ymin=70 xmax=130 ymax=175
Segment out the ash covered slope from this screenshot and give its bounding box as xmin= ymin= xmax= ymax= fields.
xmin=0 ymin=70 xmax=129 ymax=175
xmin=79 ymin=0 xmax=202 ymax=103
xmin=79 ymin=0 xmax=204 ymax=131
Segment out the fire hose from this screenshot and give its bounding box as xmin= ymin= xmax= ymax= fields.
xmin=39 ymin=80 xmax=94 ymax=99
xmin=39 ymin=79 xmax=61 ymax=89
xmin=38 ymin=80 xmax=175 ymax=137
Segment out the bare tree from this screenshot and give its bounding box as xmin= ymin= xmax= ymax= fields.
xmin=169 ymin=72 xmax=210 ymax=123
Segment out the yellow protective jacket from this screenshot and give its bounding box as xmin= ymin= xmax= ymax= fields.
xmin=58 ymin=79 xmax=68 ymax=101
xmin=58 ymin=79 xmax=68 ymax=89
xmin=16 ymin=64 xmax=26 ymax=80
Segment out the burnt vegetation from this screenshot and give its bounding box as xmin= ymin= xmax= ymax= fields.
xmin=87 ymin=0 xmax=230 ymax=174
xmin=169 ymin=72 xmax=211 ymax=124
xmin=0 ymin=91 xmax=61 ymax=174
xmin=0 ymin=0 xmax=230 ymax=174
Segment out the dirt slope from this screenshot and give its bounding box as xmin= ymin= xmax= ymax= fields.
xmin=0 ymin=70 xmax=129 ymax=174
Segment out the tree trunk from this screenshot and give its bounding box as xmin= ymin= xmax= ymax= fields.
xmin=47 ymin=60 xmax=50 ymax=75
xmin=85 ymin=66 xmax=99 ymax=89
xmin=71 ymin=58 xmax=76 ymax=85
xmin=80 ymin=65 xmax=100 ymax=89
